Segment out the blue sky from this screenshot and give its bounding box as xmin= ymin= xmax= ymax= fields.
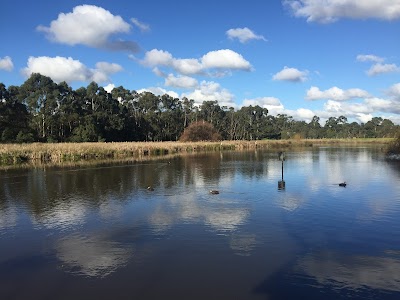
xmin=1 ymin=0 xmax=400 ymax=124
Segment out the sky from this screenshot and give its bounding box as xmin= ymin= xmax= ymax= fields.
xmin=1 ymin=0 xmax=400 ymax=124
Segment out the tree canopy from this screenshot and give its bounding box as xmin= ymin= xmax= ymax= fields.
xmin=0 ymin=74 xmax=399 ymax=143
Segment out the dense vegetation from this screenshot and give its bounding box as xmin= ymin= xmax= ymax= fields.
xmin=1 ymin=73 xmax=399 ymax=143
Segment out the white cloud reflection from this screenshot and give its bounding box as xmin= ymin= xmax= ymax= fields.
xmin=148 ymin=193 xmax=250 ymax=234
xmin=56 ymin=233 xmax=131 ymax=278
xmin=297 ymin=251 xmax=400 ymax=292
xmin=32 ymin=200 xmax=87 ymax=230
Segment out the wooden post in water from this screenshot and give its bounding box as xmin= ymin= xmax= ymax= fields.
xmin=278 ymin=151 xmax=286 ymax=190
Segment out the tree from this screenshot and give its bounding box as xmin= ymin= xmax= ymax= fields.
xmin=19 ymin=73 xmax=58 ymax=141
xmin=0 ymin=84 xmax=32 ymax=142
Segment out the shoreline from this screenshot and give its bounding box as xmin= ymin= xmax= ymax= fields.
xmin=0 ymin=138 xmax=393 ymax=168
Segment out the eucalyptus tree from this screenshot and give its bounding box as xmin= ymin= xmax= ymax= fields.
xmin=182 ymin=97 xmax=196 ymax=128
xmin=234 ymin=105 xmax=269 ymax=140
xmin=19 ymin=73 xmax=59 ymax=141
xmin=198 ymin=100 xmax=226 ymax=133
xmin=159 ymin=94 xmax=184 ymax=141
xmin=307 ymin=115 xmax=322 ymax=139
xmin=0 ymin=83 xmax=32 ymax=142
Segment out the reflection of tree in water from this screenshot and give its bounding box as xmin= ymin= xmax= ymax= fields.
xmin=0 ymin=150 xmax=273 ymax=219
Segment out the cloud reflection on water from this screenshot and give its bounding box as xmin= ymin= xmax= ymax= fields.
xmin=296 ymin=250 xmax=400 ymax=292
xmin=32 ymin=200 xmax=87 ymax=230
xmin=56 ymin=233 xmax=131 ymax=278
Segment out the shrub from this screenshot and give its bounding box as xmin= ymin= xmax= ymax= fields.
xmin=387 ymin=133 xmax=400 ymax=155
xmin=179 ymin=121 xmax=221 ymax=142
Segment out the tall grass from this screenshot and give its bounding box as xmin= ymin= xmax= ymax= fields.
xmin=0 ymin=138 xmax=393 ymax=167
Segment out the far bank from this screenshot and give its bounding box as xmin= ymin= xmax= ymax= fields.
xmin=0 ymin=138 xmax=393 ymax=168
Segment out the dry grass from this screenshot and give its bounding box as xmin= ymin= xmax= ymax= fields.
xmin=0 ymin=138 xmax=393 ymax=167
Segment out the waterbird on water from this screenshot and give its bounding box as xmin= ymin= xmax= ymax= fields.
xmin=339 ymin=182 xmax=347 ymax=187
xmin=209 ymin=190 xmax=219 ymax=194
xmin=147 ymin=186 xmax=154 ymax=191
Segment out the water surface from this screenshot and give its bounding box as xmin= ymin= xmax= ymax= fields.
xmin=1 ymin=147 xmax=400 ymax=299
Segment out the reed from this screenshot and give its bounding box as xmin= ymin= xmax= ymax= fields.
xmin=0 ymin=138 xmax=393 ymax=167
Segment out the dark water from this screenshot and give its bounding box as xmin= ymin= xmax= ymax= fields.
xmin=1 ymin=147 xmax=400 ymax=300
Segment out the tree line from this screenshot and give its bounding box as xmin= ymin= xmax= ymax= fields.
xmin=0 ymin=73 xmax=398 ymax=143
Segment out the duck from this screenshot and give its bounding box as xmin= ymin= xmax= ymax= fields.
xmin=147 ymin=186 xmax=154 ymax=191
xmin=339 ymin=182 xmax=347 ymax=187
xmin=209 ymin=190 xmax=219 ymax=194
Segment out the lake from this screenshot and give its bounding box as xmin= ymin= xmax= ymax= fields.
xmin=1 ymin=146 xmax=400 ymax=300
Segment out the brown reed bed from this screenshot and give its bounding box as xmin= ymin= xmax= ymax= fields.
xmin=0 ymin=138 xmax=392 ymax=168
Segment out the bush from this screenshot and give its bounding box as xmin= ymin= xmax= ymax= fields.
xmin=387 ymin=134 xmax=400 ymax=155
xmin=179 ymin=121 xmax=221 ymax=142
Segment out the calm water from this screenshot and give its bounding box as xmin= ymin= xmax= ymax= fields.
xmin=1 ymin=147 xmax=400 ymax=300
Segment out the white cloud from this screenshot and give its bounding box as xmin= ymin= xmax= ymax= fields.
xmin=306 ymin=86 xmax=371 ymax=101
xmin=142 ymin=49 xmax=174 ymax=66
xmin=136 ymin=87 xmax=179 ymax=99
xmin=242 ymin=96 xmax=283 ymax=110
xmin=131 ymin=18 xmax=150 ymax=32
xmin=141 ymin=48 xmax=251 ymax=76
xmin=356 ymin=54 xmax=384 ymax=63
xmin=320 ymin=98 xmax=400 ymax=123
xmin=284 ymin=0 xmax=400 ymax=23
xmin=367 ymin=63 xmax=400 ymax=76
xmin=272 ymin=66 xmax=308 ymax=82
xmin=388 ymin=83 xmax=400 ymax=101
xmin=289 ymin=108 xmax=315 ymax=121
xmin=173 ymin=58 xmax=204 ymax=75
xmin=367 ymin=97 xmax=400 ymax=114
xmin=182 ymin=81 xmax=235 ymax=107
xmin=201 ymin=49 xmax=252 ymax=70
xmin=22 ymin=56 xmax=123 ymax=84
xmin=37 ymin=5 xmax=138 ymax=52
xmin=104 ymin=83 xmax=115 ymax=93
xmin=226 ymin=27 xmax=267 ymax=43
xmin=0 ymin=56 xmax=13 ymax=71
xmin=165 ymin=74 xmax=198 ymax=89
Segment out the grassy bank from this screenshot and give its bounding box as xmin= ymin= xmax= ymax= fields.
xmin=0 ymin=138 xmax=393 ymax=167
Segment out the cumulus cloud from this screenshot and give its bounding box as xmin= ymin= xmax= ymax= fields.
xmin=141 ymin=48 xmax=251 ymax=76
xmin=241 ymin=96 xmax=316 ymax=122
xmin=142 ymin=49 xmax=174 ymax=66
xmin=387 ymin=83 xmax=400 ymax=101
xmin=37 ymin=5 xmax=139 ymax=52
xmin=356 ymin=54 xmax=384 ymax=63
xmin=367 ymin=63 xmax=400 ymax=76
xmin=226 ymin=27 xmax=267 ymax=43
xmin=22 ymin=56 xmax=123 ymax=84
xmin=242 ymin=97 xmax=284 ymax=111
xmin=182 ymin=81 xmax=235 ymax=107
xmin=165 ymin=74 xmax=198 ymax=89
xmin=136 ymin=87 xmax=179 ymax=99
xmin=272 ymin=66 xmax=308 ymax=82
xmin=0 ymin=56 xmax=13 ymax=71
xmin=306 ymin=86 xmax=371 ymax=101
xmin=202 ymin=49 xmax=252 ymax=70
xmin=131 ymin=18 xmax=150 ymax=32
xmin=104 ymin=83 xmax=115 ymax=93
xmin=284 ymin=0 xmax=400 ymax=23
xmin=320 ymin=98 xmax=400 ymax=123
